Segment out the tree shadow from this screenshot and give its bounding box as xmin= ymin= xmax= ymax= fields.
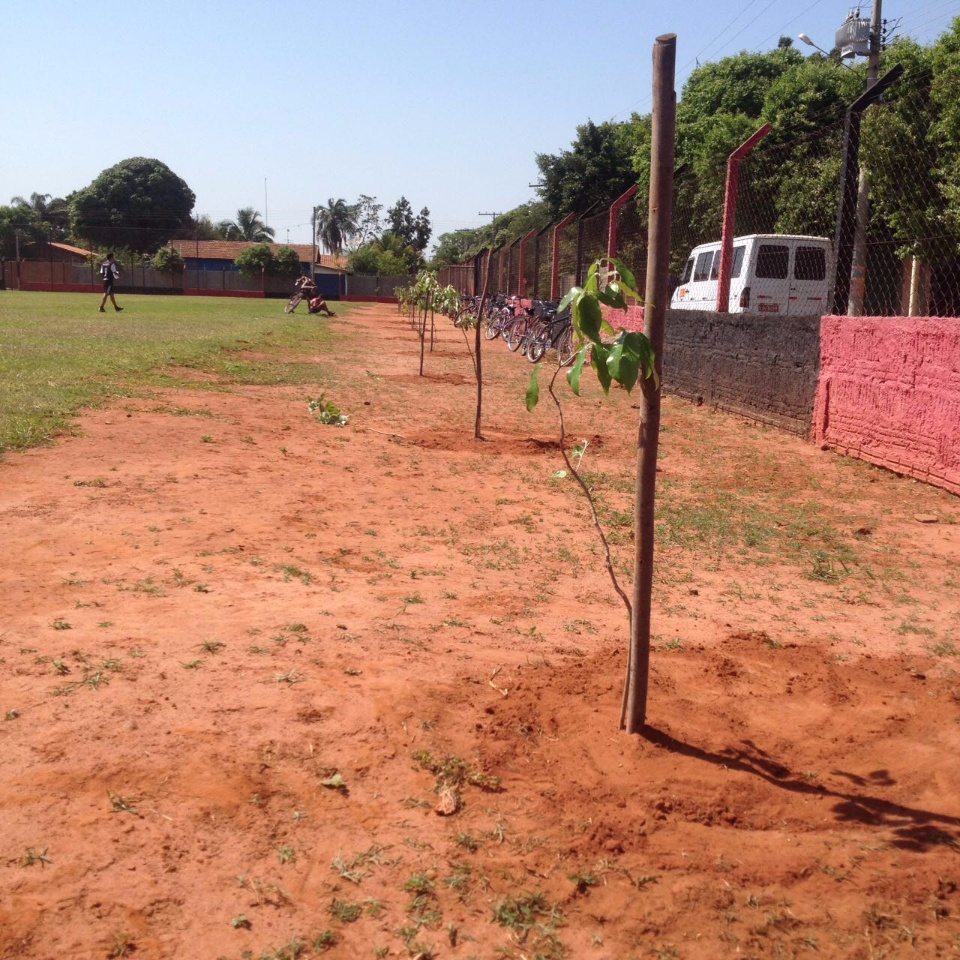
xmin=641 ymin=725 xmax=960 ymax=853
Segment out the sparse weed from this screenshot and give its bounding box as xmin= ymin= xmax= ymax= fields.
xmin=329 ymin=898 xmax=362 ymax=923
xmin=20 ymin=847 xmax=52 ymax=867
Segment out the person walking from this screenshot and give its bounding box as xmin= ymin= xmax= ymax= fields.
xmin=98 ymin=253 xmax=123 ymax=312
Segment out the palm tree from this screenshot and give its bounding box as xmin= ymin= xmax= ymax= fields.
xmin=10 ymin=192 xmax=70 ymax=240
xmin=315 ymin=198 xmax=358 ymax=256
xmin=220 ymin=207 xmax=274 ymax=242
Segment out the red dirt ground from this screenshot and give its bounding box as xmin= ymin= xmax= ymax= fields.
xmin=1 ymin=303 xmax=959 ymax=960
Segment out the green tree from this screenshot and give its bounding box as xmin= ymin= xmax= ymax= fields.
xmin=537 ymin=119 xmax=641 ymax=219
xmin=932 ymin=17 xmax=960 ymax=234
xmin=273 ymin=245 xmax=302 ymax=277
xmin=856 ymin=19 xmax=960 ymax=267
xmin=0 ymin=204 xmax=39 ymax=257
xmin=10 ymin=192 xmax=70 ymax=241
xmin=387 ymin=198 xmax=432 ymax=252
xmin=757 ymin=57 xmax=859 ymax=237
xmin=69 ymin=157 xmax=196 ymax=253
xmin=221 ymin=208 xmax=274 ymax=243
xmin=315 ymin=198 xmax=358 ymax=255
xmin=150 ymin=246 xmax=185 ymax=273
xmin=431 ymin=229 xmax=481 ymax=268
xmin=347 ymin=230 xmax=419 ymax=275
xmin=173 ymin=214 xmax=224 ymax=241
xmin=234 ymin=243 xmax=275 ymax=276
xmin=353 ymin=194 xmax=383 ymax=247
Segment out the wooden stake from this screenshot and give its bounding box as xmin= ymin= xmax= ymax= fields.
xmin=622 ymin=33 xmax=677 ymax=734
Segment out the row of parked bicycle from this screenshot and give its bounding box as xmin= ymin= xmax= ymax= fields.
xmin=460 ymin=295 xmax=576 ymax=366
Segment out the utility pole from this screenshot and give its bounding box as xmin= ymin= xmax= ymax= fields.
xmin=847 ymin=0 xmax=882 ymax=316
xmin=312 ymin=205 xmax=319 ymax=259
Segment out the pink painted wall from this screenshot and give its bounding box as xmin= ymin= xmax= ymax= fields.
xmin=814 ymin=315 xmax=960 ymax=496
xmin=601 ymin=303 xmax=645 ymax=333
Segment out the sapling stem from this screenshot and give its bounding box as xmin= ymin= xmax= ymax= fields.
xmin=546 ymin=365 xmax=632 ymax=621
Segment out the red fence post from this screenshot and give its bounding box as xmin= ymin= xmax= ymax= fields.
xmin=716 ymin=123 xmax=771 ymax=313
xmin=517 ymin=228 xmax=537 ymax=298
xmin=608 ymin=184 xmax=640 ymax=259
xmin=551 ymin=212 xmax=577 ymax=301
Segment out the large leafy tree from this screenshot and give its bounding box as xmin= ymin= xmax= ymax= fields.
xmin=860 ymin=19 xmax=960 ymax=263
xmin=536 ymin=119 xmax=641 ymax=220
xmin=932 ymin=17 xmax=960 ymax=235
xmin=69 ymin=157 xmax=195 ymax=253
xmin=348 ymin=230 xmax=420 ymax=275
xmin=220 ymin=208 xmax=274 ymax=243
xmin=315 ymin=198 xmax=358 ymax=256
xmin=173 ymin=214 xmax=225 ymax=241
xmin=387 ymin=197 xmax=431 ymax=252
xmin=431 ymin=229 xmax=481 ymax=269
xmin=0 ymin=204 xmax=40 ymax=257
xmin=10 ymin=192 xmax=70 ymax=241
xmin=353 ymin=194 xmax=383 ymax=247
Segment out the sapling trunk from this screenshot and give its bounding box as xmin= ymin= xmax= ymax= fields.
xmin=419 ymin=296 xmax=427 ymax=376
xmin=473 ymin=253 xmax=492 ymax=440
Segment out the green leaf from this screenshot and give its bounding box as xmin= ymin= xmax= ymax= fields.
xmin=610 ymin=258 xmax=637 ymax=291
xmin=636 ymin=333 xmax=660 ymax=388
xmin=597 ymin=285 xmax=627 ymax=310
xmin=607 ymin=333 xmax=641 ymax=393
xmin=591 ymin=343 xmax=612 ymax=394
xmin=566 ymin=345 xmax=589 ymax=395
xmin=575 ymin=296 xmax=604 ymax=345
xmin=557 ymin=287 xmax=581 ymax=314
xmin=525 ymin=365 xmax=541 ymax=411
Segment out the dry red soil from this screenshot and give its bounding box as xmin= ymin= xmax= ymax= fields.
xmin=2 ymin=303 xmax=959 ymax=960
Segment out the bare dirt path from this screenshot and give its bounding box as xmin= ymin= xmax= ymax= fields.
xmin=2 ymin=304 xmax=959 ymax=960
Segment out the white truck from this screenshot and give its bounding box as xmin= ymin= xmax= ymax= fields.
xmin=670 ymin=234 xmax=833 ymax=316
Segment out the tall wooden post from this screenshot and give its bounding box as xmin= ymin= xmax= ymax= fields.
xmin=622 ymin=33 xmax=676 ymax=734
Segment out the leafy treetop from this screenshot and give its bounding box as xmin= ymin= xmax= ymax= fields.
xmin=69 ymin=157 xmax=195 ymax=254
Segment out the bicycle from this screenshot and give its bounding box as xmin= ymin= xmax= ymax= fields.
xmin=526 ymin=309 xmax=575 ymax=365
xmin=484 ymin=296 xmax=521 ymax=341
xmin=510 ymin=300 xmax=557 ymax=356
xmin=284 ymin=292 xmax=304 ymax=314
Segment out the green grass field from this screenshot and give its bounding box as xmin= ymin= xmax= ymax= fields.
xmin=0 ymin=291 xmax=352 ymax=456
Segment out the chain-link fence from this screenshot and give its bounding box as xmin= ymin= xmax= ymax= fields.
xmin=443 ymin=60 xmax=960 ymax=319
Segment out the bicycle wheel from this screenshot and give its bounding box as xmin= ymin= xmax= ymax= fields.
xmin=506 ymin=317 xmax=528 ymax=352
xmin=526 ymin=332 xmax=547 ymax=363
xmin=483 ymin=313 xmax=501 ymax=340
xmin=284 ymin=294 xmax=302 ymax=314
xmin=555 ymin=326 xmax=575 ymax=366
xmin=521 ymin=318 xmax=546 ymax=357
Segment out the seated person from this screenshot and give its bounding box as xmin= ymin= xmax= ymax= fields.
xmin=308 ymin=294 xmax=334 ymax=317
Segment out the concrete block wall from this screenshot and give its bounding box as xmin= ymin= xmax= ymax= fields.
xmin=603 ymin=306 xmax=821 ymax=436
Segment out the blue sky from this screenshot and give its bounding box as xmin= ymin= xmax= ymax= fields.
xmin=1 ymin=0 xmax=954 ymax=250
